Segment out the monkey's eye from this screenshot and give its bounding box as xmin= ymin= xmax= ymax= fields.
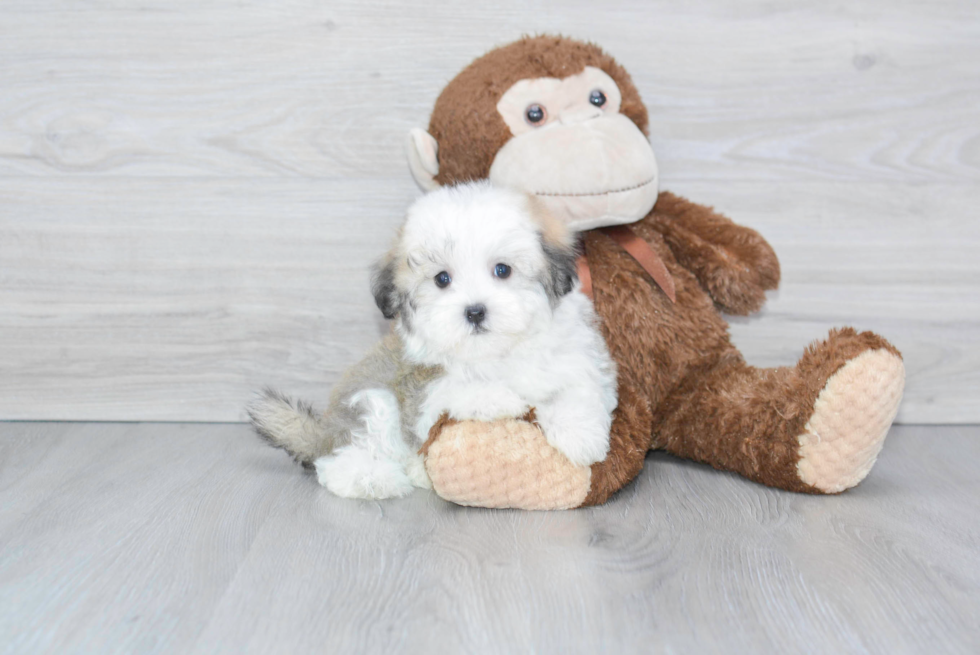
xmin=493 ymin=263 xmax=511 ymax=279
xmin=589 ymin=90 xmax=607 ymax=107
xmin=524 ymin=104 xmax=547 ymax=125
xmin=434 ymin=271 xmax=451 ymax=288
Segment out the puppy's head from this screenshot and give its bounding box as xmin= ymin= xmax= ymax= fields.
xmin=372 ymin=182 xmax=578 ymax=364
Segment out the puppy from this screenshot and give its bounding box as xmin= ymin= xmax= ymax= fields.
xmin=248 ymin=182 xmax=617 ymax=499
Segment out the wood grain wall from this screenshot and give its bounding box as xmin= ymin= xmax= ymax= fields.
xmin=1 ymin=0 xmax=977 ymax=422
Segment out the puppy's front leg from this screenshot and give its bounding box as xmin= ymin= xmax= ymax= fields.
xmin=415 ymin=379 xmax=529 ymax=441
xmin=445 ymin=382 xmax=529 ymax=423
xmin=535 ymin=391 xmax=613 ymax=467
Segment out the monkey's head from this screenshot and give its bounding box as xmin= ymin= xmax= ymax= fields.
xmin=407 ymin=35 xmax=658 ymax=232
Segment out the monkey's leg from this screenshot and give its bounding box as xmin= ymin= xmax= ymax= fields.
xmin=580 ymin=382 xmax=653 ymax=506
xmin=652 ymin=328 xmax=905 ymax=493
xmin=421 ymin=383 xmax=652 ymax=509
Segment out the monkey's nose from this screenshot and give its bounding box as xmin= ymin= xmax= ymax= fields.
xmin=464 ymin=304 xmax=487 ymax=326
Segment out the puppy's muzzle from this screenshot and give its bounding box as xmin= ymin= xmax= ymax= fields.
xmin=464 ymin=304 xmax=487 ymax=327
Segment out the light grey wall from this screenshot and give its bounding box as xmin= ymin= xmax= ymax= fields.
xmin=1 ymin=0 xmax=976 ymax=422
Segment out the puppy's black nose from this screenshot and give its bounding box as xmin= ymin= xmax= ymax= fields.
xmin=464 ymin=304 xmax=486 ymax=326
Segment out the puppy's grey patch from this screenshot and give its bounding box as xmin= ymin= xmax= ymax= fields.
xmin=541 ymin=238 xmax=578 ymax=305
xmin=371 ymin=260 xmax=400 ymax=319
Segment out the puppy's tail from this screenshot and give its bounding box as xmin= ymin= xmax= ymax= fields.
xmin=247 ymin=388 xmax=331 ymax=467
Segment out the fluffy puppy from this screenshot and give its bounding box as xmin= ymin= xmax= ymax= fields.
xmin=249 ymin=182 xmax=617 ymax=499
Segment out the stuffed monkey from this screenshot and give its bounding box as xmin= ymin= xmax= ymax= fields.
xmin=406 ymin=36 xmax=906 ymax=509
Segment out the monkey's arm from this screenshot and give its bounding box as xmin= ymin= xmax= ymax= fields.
xmin=645 ymin=191 xmax=780 ymax=315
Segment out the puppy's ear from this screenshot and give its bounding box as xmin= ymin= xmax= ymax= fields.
xmin=371 ymin=256 xmax=401 ymax=319
xmin=526 ymin=195 xmax=578 ymax=304
xmin=542 ymin=240 xmax=578 ymax=303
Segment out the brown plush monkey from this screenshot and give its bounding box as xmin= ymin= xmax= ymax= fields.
xmin=407 ymin=36 xmax=906 ymax=509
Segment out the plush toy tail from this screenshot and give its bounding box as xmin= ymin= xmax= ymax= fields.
xmin=247 ymin=388 xmax=331 ymax=468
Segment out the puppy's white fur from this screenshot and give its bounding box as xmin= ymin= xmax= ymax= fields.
xmin=315 ymin=389 xmax=429 ymax=499
xmin=312 ymin=183 xmax=617 ymax=498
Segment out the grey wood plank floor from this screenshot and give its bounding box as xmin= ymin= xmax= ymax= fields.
xmin=1 ymin=423 xmax=978 ymax=654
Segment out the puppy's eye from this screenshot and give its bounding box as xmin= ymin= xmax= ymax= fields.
xmin=589 ymin=89 xmax=606 ymax=107
xmin=434 ymin=271 xmax=451 ymax=288
xmin=524 ymin=104 xmax=547 ymax=125
xmin=493 ymin=263 xmax=511 ymax=279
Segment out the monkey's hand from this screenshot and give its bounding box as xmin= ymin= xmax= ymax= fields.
xmin=645 ymin=191 xmax=780 ymax=315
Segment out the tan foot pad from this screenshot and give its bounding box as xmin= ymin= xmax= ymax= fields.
xmin=797 ymin=349 xmax=905 ymax=493
xmin=423 ymin=419 xmax=592 ymax=510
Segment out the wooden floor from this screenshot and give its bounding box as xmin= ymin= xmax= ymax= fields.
xmin=1 ymin=423 xmax=977 ymax=654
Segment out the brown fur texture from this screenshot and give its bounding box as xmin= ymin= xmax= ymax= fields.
xmin=580 ymin=196 xmax=902 ymax=502
xmin=421 ymin=35 xmax=903 ymax=506
xmin=421 ymin=413 xmax=458 ymax=457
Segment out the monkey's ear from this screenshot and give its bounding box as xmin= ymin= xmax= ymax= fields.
xmin=406 ymin=128 xmax=441 ymax=192
xmin=371 ymin=258 xmax=401 ymax=319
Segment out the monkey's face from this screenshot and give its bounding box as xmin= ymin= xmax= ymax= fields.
xmin=408 ymin=61 xmax=659 ymax=233
xmin=372 ymin=183 xmax=578 ymax=366
xmin=488 ymin=67 xmax=659 ymax=232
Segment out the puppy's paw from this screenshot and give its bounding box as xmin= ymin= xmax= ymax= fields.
xmin=547 ymin=433 xmax=610 ymax=467
xmin=404 ymin=453 xmax=432 ymax=490
xmin=537 ymin=416 xmax=611 ymax=467
xmin=314 ymin=446 xmax=414 ymax=499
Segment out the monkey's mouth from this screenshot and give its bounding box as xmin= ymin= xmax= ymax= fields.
xmin=531 ymin=177 xmax=656 ymax=198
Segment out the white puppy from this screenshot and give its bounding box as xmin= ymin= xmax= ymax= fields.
xmin=248 ymin=182 xmax=617 ymax=499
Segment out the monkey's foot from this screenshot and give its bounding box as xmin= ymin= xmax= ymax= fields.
xmin=796 ymin=348 xmax=905 ymax=493
xmin=421 ymin=416 xmax=592 ymax=510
